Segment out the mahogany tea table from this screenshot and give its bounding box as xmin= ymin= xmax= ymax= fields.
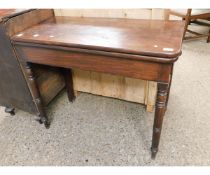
xmin=11 ymin=16 xmax=185 ymax=158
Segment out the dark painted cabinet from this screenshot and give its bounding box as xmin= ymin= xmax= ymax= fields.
xmin=0 ymin=9 xmax=65 ymax=115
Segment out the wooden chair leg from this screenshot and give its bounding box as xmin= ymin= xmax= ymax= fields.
xmin=25 ymin=63 xmax=50 ymax=128
xmin=183 ymin=9 xmax=192 ymax=40
xmin=151 ymin=82 xmax=169 ymax=159
xmin=207 ymin=28 xmax=210 ymax=43
xmin=164 ymin=9 xmax=170 ymax=20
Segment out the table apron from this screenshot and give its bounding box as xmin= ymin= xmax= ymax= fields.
xmin=15 ymin=45 xmax=173 ymax=83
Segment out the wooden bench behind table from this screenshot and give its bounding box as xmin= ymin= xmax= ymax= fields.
xmin=12 ymin=16 xmax=185 ymax=158
xmin=0 ymin=9 xmax=65 ymax=117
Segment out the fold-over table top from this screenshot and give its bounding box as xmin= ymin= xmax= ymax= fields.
xmin=12 ymin=16 xmax=185 ymax=59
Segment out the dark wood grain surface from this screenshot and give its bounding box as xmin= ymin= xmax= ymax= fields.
xmin=0 ymin=9 xmax=37 ymax=113
xmin=15 ymin=44 xmax=172 ymax=82
xmin=12 ymin=16 xmax=185 ymax=58
xmin=12 ymin=15 xmax=185 ymax=157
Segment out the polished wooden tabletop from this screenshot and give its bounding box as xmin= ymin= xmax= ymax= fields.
xmin=12 ymin=16 xmax=185 ymax=58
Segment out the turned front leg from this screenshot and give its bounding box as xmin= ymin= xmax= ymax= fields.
xmin=151 ymin=83 xmax=169 ymax=159
xmin=25 ymin=63 xmax=50 ymax=128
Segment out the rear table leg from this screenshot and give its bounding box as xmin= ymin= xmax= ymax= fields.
xmin=61 ymin=68 xmax=75 ymax=102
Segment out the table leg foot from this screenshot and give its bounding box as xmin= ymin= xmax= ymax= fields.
xmin=43 ymin=117 xmax=50 ymax=129
xmin=151 ymin=147 xmax=158 ymax=159
xmin=35 ymin=116 xmax=43 ymax=124
xmin=35 ymin=115 xmax=50 ymax=128
xmin=151 ymin=82 xmax=169 ymax=159
xmin=5 ymin=107 xmax=15 ymax=116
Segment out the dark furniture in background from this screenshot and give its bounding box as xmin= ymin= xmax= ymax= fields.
xmin=0 ymin=9 xmax=65 ymax=115
xmin=12 ymin=16 xmax=185 ymax=158
xmin=164 ymin=9 xmax=210 ymax=42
